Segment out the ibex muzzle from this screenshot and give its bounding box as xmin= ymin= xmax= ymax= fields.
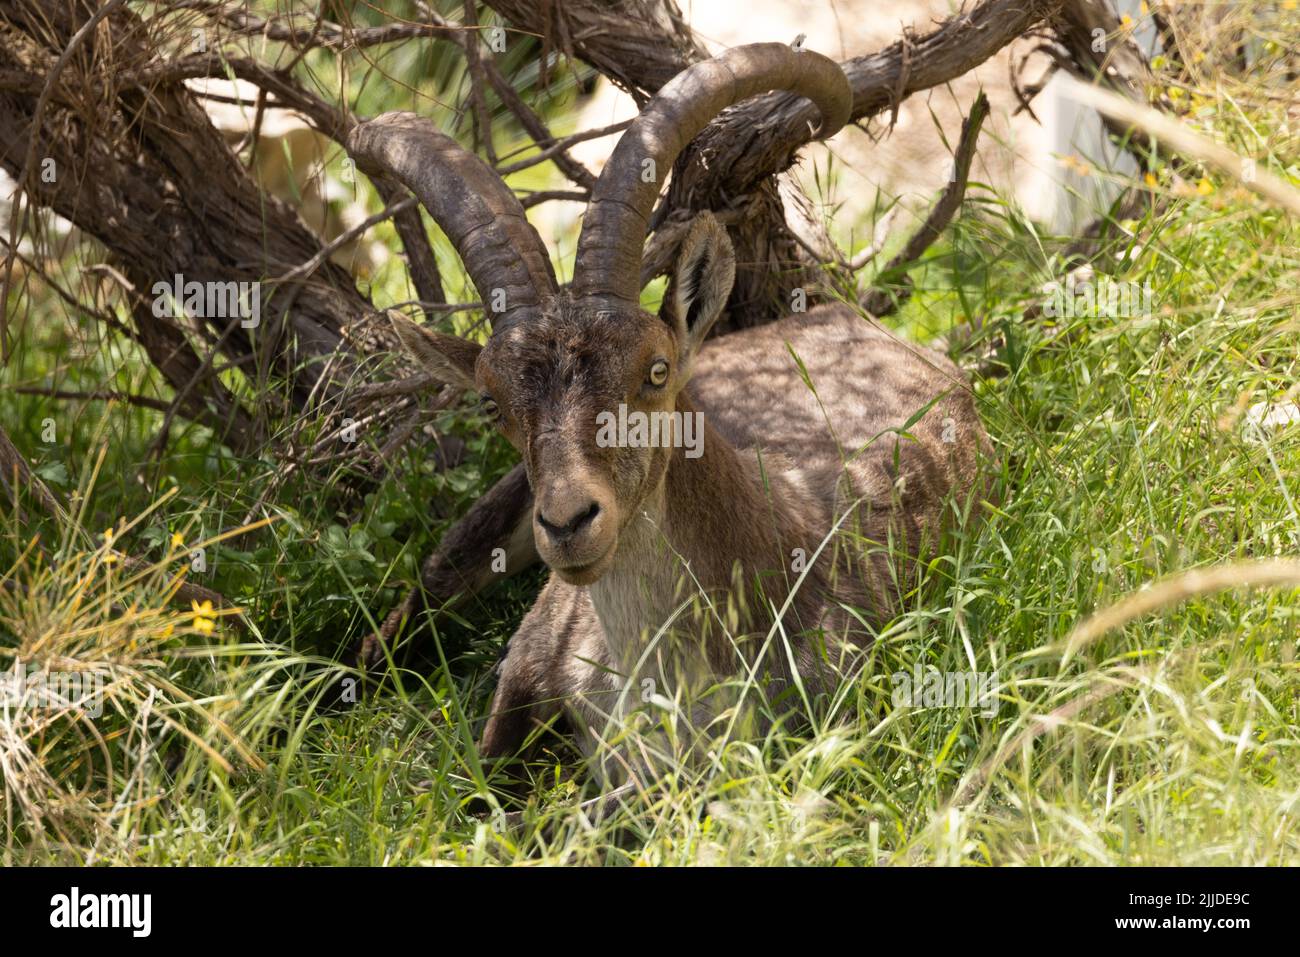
xmin=528 ymin=413 xmax=617 ymax=581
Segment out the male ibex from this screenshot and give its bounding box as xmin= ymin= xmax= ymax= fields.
xmin=349 ymin=43 xmax=989 ymax=788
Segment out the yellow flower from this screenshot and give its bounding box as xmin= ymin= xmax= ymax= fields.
xmin=1120 ymin=14 xmax=1134 ymax=28
xmin=191 ymin=599 xmax=217 ymax=634
xmin=1060 ymin=154 xmax=1092 ymax=176
xmin=1196 ymin=177 xmax=1214 ymax=196
xmin=1143 ymin=172 xmax=1158 ymax=188
xmin=161 ymin=623 xmax=174 ymax=639
xmin=103 ymin=527 xmax=114 ymax=543
xmin=171 ymin=532 xmax=184 ymax=549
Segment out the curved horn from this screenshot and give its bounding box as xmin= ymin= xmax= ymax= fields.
xmin=347 ymin=112 xmax=557 ymax=329
xmin=571 ymin=43 xmax=851 ymax=306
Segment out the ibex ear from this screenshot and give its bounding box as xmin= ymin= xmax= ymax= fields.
xmin=388 ymin=311 xmax=480 ymax=391
xmin=670 ymin=212 xmax=735 ymax=358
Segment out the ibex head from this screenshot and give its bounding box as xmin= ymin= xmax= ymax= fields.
xmin=349 ymin=43 xmax=851 ymax=584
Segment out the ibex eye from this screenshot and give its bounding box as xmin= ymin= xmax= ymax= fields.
xmin=481 ymin=397 xmax=500 ymax=419
xmin=648 ymin=360 xmax=670 ymax=386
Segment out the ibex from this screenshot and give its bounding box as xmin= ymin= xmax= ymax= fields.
xmin=349 ymin=43 xmax=989 ymax=791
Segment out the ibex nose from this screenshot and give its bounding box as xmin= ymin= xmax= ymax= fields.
xmin=537 ymin=499 xmax=601 ymax=543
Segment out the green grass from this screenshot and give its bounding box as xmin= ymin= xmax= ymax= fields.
xmin=3 ymin=10 xmax=1300 ymax=865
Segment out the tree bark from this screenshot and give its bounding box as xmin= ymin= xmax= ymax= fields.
xmin=0 ymin=0 xmax=419 ymax=456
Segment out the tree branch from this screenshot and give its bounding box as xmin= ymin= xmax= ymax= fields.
xmin=860 ymin=92 xmax=990 ymax=316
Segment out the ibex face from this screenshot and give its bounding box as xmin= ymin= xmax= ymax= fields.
xmin=480 ymin=305 xmax=674 ymax=582
xmin=352 ymin=43 xmax=851 ymax=586
xmin=394 ymin=217 xmax=736 ymax=584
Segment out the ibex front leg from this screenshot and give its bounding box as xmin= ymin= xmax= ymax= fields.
xmin=357 ymin=462 xmax=537 ymax=668
xmin=481 ymin=580 xmax=618 ymax=797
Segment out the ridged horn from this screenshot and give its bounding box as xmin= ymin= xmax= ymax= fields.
xmin=347 ymin=112 xmax=557 ymax=329
xmin=571 ymin=43 xmax=852 ymax=307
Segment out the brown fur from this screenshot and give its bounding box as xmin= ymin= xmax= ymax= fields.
xmin=394 ymin=215 xmax=991 ymax=777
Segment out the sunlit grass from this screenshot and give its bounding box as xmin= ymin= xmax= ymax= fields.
xmin=1 ymin=1 xmax=1298 ymax=865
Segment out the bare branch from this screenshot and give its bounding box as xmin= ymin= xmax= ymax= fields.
xmin=519 ymin=189 xmax=589 ymax=209
xmin=886 ymin=94 xmax=990 ymax=271
xmin=121 ymin=53 xmax=446 ymax=307
xmin=269 ymin=197 xmax=418 ymax=288
xmin=495 ymin=119 xmax=628 ymax=176
xmin=13 ymin=387 xmax=173 ymax=413
xmin=860 ymin=92 xmax=990 ymax=316
xmin=461 ymin=1 xmax=497 ymax=165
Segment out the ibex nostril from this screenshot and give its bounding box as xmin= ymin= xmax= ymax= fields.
xmin=572 ymin=501 xmax=600 ymax=533
xmin=539 ymin=501 xmax=601 ymax=541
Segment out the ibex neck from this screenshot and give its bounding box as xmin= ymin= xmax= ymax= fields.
xmin=589 ymin=392 xmax=823 ymax=664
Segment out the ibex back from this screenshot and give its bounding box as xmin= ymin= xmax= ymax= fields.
xmin=349 ymin=43 xmax=990 ymax=783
